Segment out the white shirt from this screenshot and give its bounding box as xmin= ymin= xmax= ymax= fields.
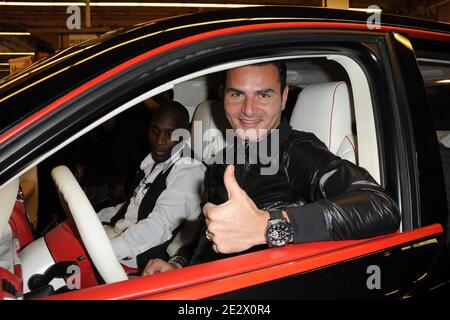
xmin=97 ymin=142 xmax=206 ymax=267
xmin=0 ymin=225 xmax=18 ymax=274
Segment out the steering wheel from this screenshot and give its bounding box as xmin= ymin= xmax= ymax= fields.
xmin=51 ymin=165 xmax=128 ymax=284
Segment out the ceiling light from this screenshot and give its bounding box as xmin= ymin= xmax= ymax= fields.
xmin=0 ymin=2 xmax=83 ymax=6
xmin=93 ymin=2 xmax=260 ymax=8
xmin=349 ymin=7 xmax=382 ymax=13
xmin=0 ymin=32 xmax=31 ymax=36
xmin=0 ymin=1 xmax=261 ymax=8
xmin=0 ymin=52 xmax=34 ymax=55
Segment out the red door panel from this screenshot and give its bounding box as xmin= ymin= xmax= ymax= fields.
xmin=44 ymin=223 xmax=442 ymax=300
xmin=8 ymin=200 xmax=33 ymax=251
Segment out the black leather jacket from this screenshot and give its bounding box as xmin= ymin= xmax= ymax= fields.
xmin=176 ymin=118 xmax=400 ymax=264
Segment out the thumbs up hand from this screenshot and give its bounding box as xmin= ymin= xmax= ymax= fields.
xmin=203 ymin=165 xmax=269 ymax=254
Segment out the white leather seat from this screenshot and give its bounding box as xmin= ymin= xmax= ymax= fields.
xmin=190 ymin=100 xmax=230 ymax=165
xmin=439 ymin=131 xmax=450 ymax=148
xmin=289 ymin=81 xmax=357 ymax=164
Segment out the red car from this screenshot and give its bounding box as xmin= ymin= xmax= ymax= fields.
xmin=0 ymin=6 xmax=449 ymax=300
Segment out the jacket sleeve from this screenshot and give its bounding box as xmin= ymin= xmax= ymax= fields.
xmin=284 ymin=135 xmax=401 ymax=243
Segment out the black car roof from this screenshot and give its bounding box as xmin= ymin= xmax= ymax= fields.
xmin=0 ymin=5 xmax=449 ymax=139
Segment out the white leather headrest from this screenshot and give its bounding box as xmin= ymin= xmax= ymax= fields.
xmin=190 ymin=100 xmax=230 ymax=164
xmin=290 ymin=81 xmax=354 ymax=155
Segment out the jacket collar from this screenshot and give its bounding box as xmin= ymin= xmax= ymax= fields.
xmin=278 ymin=117 xmax=293 ymax=146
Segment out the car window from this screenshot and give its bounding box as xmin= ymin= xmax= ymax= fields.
xmin=9 ymin=50 xmax=387 ymax=298
xmin=31 ymin=53 xmax=375 ymax=234
xmin=26 ymin=53 xmax=382 ymax=222
xmin=37 ymin=56 xmax=355 ymax=213
xmin=418 ymin=59 xmax=450 ymax=130
xmin=418 ymin=58 xmax=450 ymax=237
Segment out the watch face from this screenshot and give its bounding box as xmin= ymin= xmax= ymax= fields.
xmin=267 ymin=221 xmax=292 ymax=247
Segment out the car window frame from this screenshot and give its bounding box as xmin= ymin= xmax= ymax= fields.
xmin=384 ymin=34 xmax=449 ymax=231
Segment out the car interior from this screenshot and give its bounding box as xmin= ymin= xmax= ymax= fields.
xmin=0 ymin=54 xmax=381 ymax=298
xmin=418 ymin=58 xmax=450 ymax=243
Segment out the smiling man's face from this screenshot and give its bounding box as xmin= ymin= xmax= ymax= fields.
xmin=224 ymin=64 xmax=289 ymax=141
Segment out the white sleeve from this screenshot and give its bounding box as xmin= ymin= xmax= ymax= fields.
xmin=113 ymin=200 xmax=139 ymax=234
xmin=0 ymin=225 xmax=16 ymax=273
xmin=97 ymin=202 xmax=124 ymax=223
xmin=110 ymin=161 xmax=206 ymax=262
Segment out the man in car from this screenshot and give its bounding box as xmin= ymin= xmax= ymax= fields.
xmin=142 ymin=61 xmax=400 ymax=275
xmin=97 ymin=100 xmax=206 ymax=269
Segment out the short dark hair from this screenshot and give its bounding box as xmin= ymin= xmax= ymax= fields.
xmin=152 ymin=100 xmax=189 ymax=129
xmin=224 ymin=61 xmax=287 ymax=92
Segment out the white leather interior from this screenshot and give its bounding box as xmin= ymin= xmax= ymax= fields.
xmin=51 ymin=165 xmax=127 ymax=284
xmin=19 ymin=237 xmax=66 ymax=293
xmin=0 ymin=225 xmax=17 ymax=275
xmin=0 ymin=178 xmax=19 ymax=241
xmin=190 ymin=99 xmax=230 ymax=165
xmin=290 ymin=81 xmax=357 ymax=164
xmin=0 ymin=179 xmax=20 ymax=275
xmin=439 ymin=131 xmax=450 ymax=148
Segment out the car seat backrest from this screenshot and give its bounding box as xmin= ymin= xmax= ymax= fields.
xmin=173 ymin=77 xmax=209 ymax=119
xmin=190 ymin=99 xmax=230 ymax=165
xmin=289 ymin=81 xmax=357 ymax=164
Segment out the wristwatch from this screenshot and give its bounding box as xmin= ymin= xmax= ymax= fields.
xmin=265 ymin=209 xmax=294 ymax=247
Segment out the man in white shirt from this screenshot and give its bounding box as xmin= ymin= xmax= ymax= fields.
xmin=97 ymin=101 xmax=206 ymax=268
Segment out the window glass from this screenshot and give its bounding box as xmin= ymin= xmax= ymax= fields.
xmin=418 ymin=59 xmax=450 ymax=130
xmin=418 ymin=59 xmax=450 ymax=236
